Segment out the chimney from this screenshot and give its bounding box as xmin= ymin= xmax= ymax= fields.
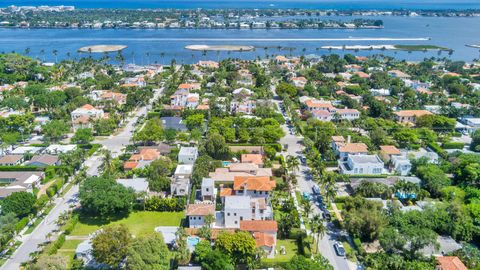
xmin=347 ymin=135 xmax=351 ymax=143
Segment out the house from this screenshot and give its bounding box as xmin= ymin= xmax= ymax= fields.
xmin=71 ymin=104 xmax=105 ymax=131
xmin=436 ymin=256 xmax=467 ymax=270
xmin=123 ymin=148 xmax=161 ymax=170
xmin=0 ymin=155 xmax=24 ymax=166
xmin=337 ymin=143 xmax=369 ymax=161
xmin=406 ymin=148 xmax=439 ymax=164
xmin=171 ymin=164 xmax=193 ymax=196
xmin=370 ymin=88 xmax=391 ymax=96
xmin=186 ymin=204 xmax=216 ymax=228
xmin=233 ymin=176 xmax=276 ymax=199
xmin=224 ymin=196 xmax=252 ymax=228
xmin=232 ymin=87 xmax=253 ymax=99
xmin=201 ymin=178 xmax=215 ymax=201
xmin=388 ymin=70 xmax=411 ymax=79
xmin=331 ymin=136 xmax=346 ymax=153
xmin=391 ymin=155 xmax=412 ymax=176
xmin=379 ymin=145 xmax=401 ymax=162
xmin=339 ymin=154 xmax=384 ymax=175
xmin=0 ymin=171 xmax=44 ymax=199
xmin=311 ymin=110 xmax=332 ymax=122
xmin=394 ymin=110 xmax=432 ymax=125
xmin=335 ymin=109 xmax=360 ymax=121
xmin=240 ymin=220 xmax=278 ymax=258
xmin=161 ymin=117 xmax=187 ymax=132
xmin=122 ymin=76 xmax=146 ymax=88
xmin=303 ymin=99 xmax=334 ymax=112
xmin=44 ymin=144 xmax=77 ymax=154
xmin=178 ymin=147 xmax=198 ymax=164
xmin=241 ymin=154 xmax=264 ymax=167
xmin=11 ymin=146 xmax=43 ymax=155
xmin=209 ymin=163 xmax=273 ymax=183
xmin=238 ymin=69 xmax=254 ymax=86
xmin=292 ymin=77 xmax=307 ymax=88
xmin=26 ymin=154 xmax=60 ymax=167
xmin=198 ymin=60 xmax=219 ymax=69
xmin=116 ymin=178 xmax=149 ymax=193
xmin=231 ymin=99 xmax=256 ymax=115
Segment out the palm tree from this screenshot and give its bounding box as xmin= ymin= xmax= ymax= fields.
xmin=100 ymin=149 xmax=116 ymax=176
xmin=325 ymin=184 xmax=336 ymax=205
xmin=310 ymin=214 xmax=325 ymax=254
xmin=286 ymin=155 xmax=300 ymax=174
xmin=302 ymin=199 xmax=312 ymax=219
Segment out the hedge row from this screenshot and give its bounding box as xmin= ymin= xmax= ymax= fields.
xmin=46 ymin=179 xmax=64 ymax=198
xmin=442 ymin=142 xmax=465 ymax=149
xmin=144 ymin=196 xmax=186 ymax=212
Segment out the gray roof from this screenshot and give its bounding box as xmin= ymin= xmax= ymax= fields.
xmin=161 ymin=117 xmax=187 ymax=131
xmin=27 ymin=154 xmax=59 ymax=166
xmin=179 ymin=147 xmax=198 ymax=156
xmin=116 ymin=178 xmax=149 ymax=193
xmin=349 ymin=154 xmax=383 ymax=164
xmin=225 ymin=196 xmax=251 ymax=210
xmin=201 ymin=178 xmax=214 ymax=187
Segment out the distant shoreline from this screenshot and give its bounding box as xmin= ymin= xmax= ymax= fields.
xmin=185 ymin=45 xmax=254 ymax=51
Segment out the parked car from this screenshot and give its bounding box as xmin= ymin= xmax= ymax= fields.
xmin=312 ymin=184 xmax=320 ymax=195
xmin=334 ymin=241 xmax=346 ymax=256
xmin=302 ymin=192 xmax=310 ymax=201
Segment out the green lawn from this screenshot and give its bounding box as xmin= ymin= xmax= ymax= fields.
xmin=262 ymin=239 xmax=298 ymax=264
xmin=70 ymin=211 xmax=184 ymax=236
xmin=60 ymin=239 xmax=83 ymax=250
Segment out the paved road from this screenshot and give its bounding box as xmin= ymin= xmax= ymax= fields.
xmin=270 ymin=90 xmax=353 ymax=270
xmin=1 ymin=88 xmax=163 ymax=270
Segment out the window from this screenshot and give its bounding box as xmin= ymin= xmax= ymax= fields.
xmin=227 ymin=213 xmax=230 ymax=216
xmin=234 ymin=213 xmax=237 ymax=216
xmin=234 ymin=221 xmax=238 ymax=224
xmin=240 ymin=217 xmax=243 ymax=221
xmin=254 ymin=190 xmax=257 ymax=194
xmin=206 ymin=188 xmax=209 ymax=192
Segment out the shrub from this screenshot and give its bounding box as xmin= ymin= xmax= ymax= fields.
xmin=15 ymin=217 xmax=29 ymax=232
xmin=442 ymin=142 xmax=465 ymax=149
xmin=144 ymin=196 xmax=186 ymax=212
xmin=47 ymin=234 xmax=65 ymax=255
xmin=64 ymin=214 xmax=79 ymax=235
xmin=427 ymin=142 xmax=448 ymax=159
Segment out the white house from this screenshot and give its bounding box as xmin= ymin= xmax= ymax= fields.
xmin=391 ymin=155 xmax=412 ymax=176
xmin=171 ymin=164 xmax=193 ymax=196
xmin=186 ymin=204 xmax=216 ymax=228
xmin=201 ymin=178 xmax=215 ymax=201
xmin=178 ymin=147 xmax=198 ymax=164
xmin=340 ymin=154 xmax=384 ymax=175
xmin=224 ymin=196 xmax=252 ymax=228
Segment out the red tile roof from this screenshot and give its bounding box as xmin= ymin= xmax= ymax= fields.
xmin=233 ymin=176 xmax=276 ymax=192
xmin=240 ymin=220 xmax=278 ymax=232
xmin=241 ymin=154 xmax=264 ymax=166
xmin=437 ymin=256 xmax=468 ymax=270
xmin=186 ymin=204 xmax=215 ymax=216
xmin=254 ymin=232 xmax=275 ymax=247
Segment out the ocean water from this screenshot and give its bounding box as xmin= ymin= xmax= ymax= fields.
xmin=1 ymin=0 xmax=480 ymax=10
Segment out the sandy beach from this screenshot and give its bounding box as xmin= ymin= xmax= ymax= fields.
xmin=78 ymin=45 xmax=127 ymax=53
xmin=185 ymin=45 xmax=254 ymax=51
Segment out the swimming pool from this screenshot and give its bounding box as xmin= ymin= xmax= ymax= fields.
xmin=222 ymin=161 xmax=232 ymax=167
xmin=187 ymin=236 xmax=200 ymax=249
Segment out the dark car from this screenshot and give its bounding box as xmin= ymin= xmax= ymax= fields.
xmin=322 ymin=211 xmax=331 ymax=221
xmin=312 ymin=185 xmax=320 ymax=195
xmin=334 ymin=241 xmax=346 ymax=256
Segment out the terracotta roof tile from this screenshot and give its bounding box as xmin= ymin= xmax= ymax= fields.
xmin=240 ymin=220 xmax=278 ymax=232
xmin=233 ymin=176 xmax=276 ymax=192
xmin=254 ymin=232 xmax=275 ymax=247
xmin=186 ymin=204 xmax=215 ymax=216
xmin=241 ymin=154 xmax=264 ymax=166
xmin=338 ymin=143 xmax=368 ymax=154
xmin=437 ymin=256 xmax=468 ymax=270
xmin=380 ymin=145 xmax=401 ymax=155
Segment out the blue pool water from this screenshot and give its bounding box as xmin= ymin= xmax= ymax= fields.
xmin=222 ymin=161 xmax=232 ymax=167
xmin=187 ymin=236 xmax=200 ymax=248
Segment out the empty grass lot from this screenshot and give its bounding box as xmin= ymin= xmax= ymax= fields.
xmin=70 ymin=211 xmax=184 ymax=236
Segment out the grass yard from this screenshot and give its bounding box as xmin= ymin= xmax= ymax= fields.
xmin=70 ymin=211 xmax=184 ymax=236
xmin=262 ymin=239 xmax=298 ymax=264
